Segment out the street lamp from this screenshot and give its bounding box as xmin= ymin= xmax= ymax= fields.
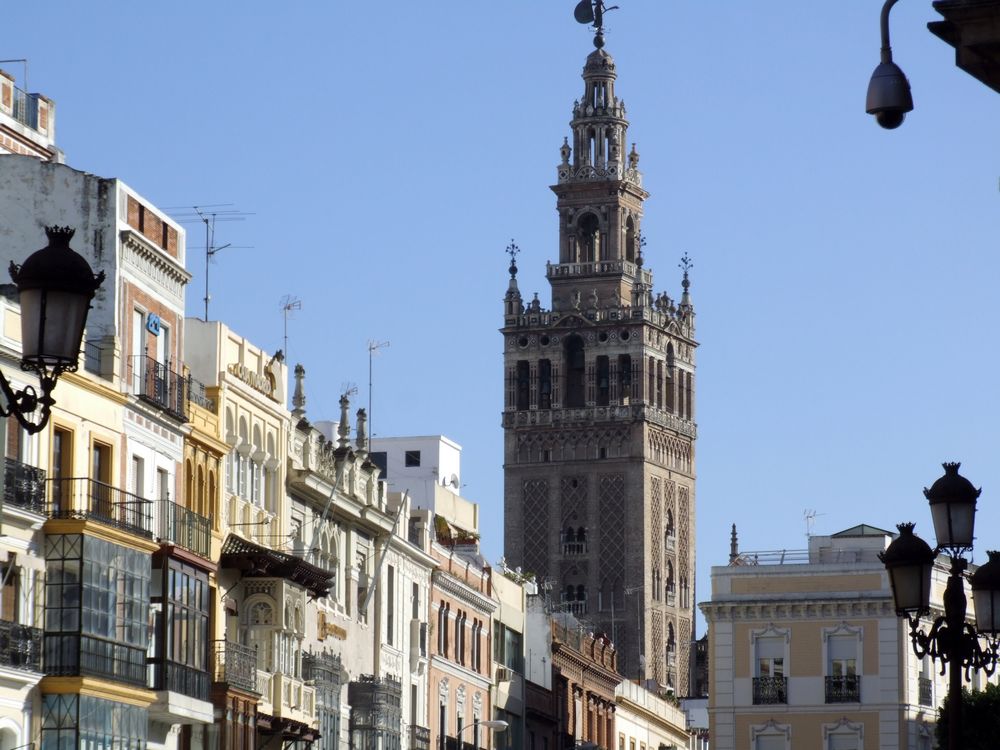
xmin=4 ymin=226 xmax=104 ymax=434
xmin=880 ymin=463 xmax=1000 ymax=750
xmin=866 ymin=0 xmax=915 ymax=128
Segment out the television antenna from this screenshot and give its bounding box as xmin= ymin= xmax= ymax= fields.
xmin=804 ymin=509 xmax=825 ymax=540
xmin=165 ymin=204 xmax=253 ymax=320
xmin=280 ymin=295 xmax=302 ymax=361
xmin=367 ymin=340 xmax=390 ymax=438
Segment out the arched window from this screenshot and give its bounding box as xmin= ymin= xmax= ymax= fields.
xmin=245 ymin=600 xmax=275 ymax=671
xmin=564 ymin=335 xmax=586 ymax=408
xmin=625 ymin=216 xmax=636 ymax=262
xmin=576 ymin=585 xmax=586 ymax=602
xmin=577 ymin=527 xmax=587 ymax=543
xmin=666 ymin=560 xmax=675 ymax=594
xmin=577 ymin=213 xmax=600 ymax=263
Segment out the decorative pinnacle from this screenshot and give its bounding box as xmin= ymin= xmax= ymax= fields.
xmin=635 ymin=232 xmax=646 ymax=268
xmin=506 ymin=239 xmax=520 ymax=277
xmin=44 ymin=225 xmax=76 ymax=246
xmin=679 ymin=253 xmax=693 ymax=290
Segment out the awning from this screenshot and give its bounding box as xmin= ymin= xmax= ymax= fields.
xmin=220 ymin=534 xmax=334 ymax=599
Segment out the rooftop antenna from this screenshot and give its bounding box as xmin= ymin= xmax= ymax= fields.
xmin=573 ymin=0 xmax=619 ymax=47
xmin=165 ymin=205 xmax=253 ymax=321
xmin=804 ymin=509 xmax=824 ymax=540
xmin=367 ymin=340 xmax=390 ymax=438
xmin=280 ymin=295 xmax=302 ymax=361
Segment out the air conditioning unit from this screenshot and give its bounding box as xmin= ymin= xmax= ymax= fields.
xmin=495 ymin=666 xmax=513 ymax=683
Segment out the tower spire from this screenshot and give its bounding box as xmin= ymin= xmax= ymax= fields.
xmin=503 ymin=239 xmax=523 ymax=316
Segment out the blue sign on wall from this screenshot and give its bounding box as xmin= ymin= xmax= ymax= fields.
xmin=146 ymin=313 xmax=162 ymax=336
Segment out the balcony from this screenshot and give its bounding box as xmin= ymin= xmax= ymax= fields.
xmin=129 ymin=355 xmax=188 ymax=422
xmin=44 ymin=633 xmax=147 ymax=687
xmin=47 ymin=478 xmax=152 ymax=538
xmin=158 ymin=498 xmax=211 ymax=558
xmin=212 ymin=640 xmax=259 ymax=695
xmin=919 ymin=676 xmax=933 ymax=707
xmin=825 ymin=675 xmax=860 ymax=703
xmin=4 ymin=457 xmax=45 ymax=513
xmin=0 ymin=620 xmax=42 ymax=672
xmin=151 ymin=659 xmax=210 ymax=702
xmin=270 ymin=672 xmax=316 ymax=725
xmin=752 ymin=676 xmax=787 ymax=705
xmin=410 ymin=725 xmax=431 ymax=750
xmin=561 ymin=541 xmax=588 ymax=556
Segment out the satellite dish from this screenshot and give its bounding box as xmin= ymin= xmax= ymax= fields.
xmin=574 ymin=0 xmax=595 ymax=25
xmin=449 ymin=474 xmax=460 ymax=489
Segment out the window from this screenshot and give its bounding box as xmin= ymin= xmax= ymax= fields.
xmin=387 ymin=566 xmax=395 ymax=646
xmin=516 ymin=360 xmax=530 ymax=411
xmin=405 ymin=450 xmax=421 ymax=468
xmin=826 ymin=634 xmax=859 ymax=703
xmin=596 ymin=356 xmax=609 ymax=406
xmin=539 ymin=359 xmax=552 ymax=409
xmin=618 ymin=354 xmax=632 ymax=401
xmin=51 ymin=427 xmax=73 ymax=512
xmin=0 ymin=562 xmax=17 ymax=622
xmin=412 ymin=582 xmax=419 ymax=620
xmin=155 ymin=561 xmax=209 ymax=699
xmin=828 ymin=735 xmax=859 ymax=750
xmin=753 ymin=635 xmax=787 ymax=705
xmin=91 ymin=442 xmax=112 ymax=484
xmin=755 ymin=735 xmax=786 ymax=750
xmin=494 ymin=623 xmax=524 ymax=673
xmin=44 ymin=534 xmax=150 ymax=687
xmin=370 ymin=451 xmax=388 ymax=477
xmin=564 ymin=335 xmax=586 ymax=408
xmin=131 ymin=455 xmax=145 ymax=498
xmin=41 ymin=694 xmax=149 ymax=750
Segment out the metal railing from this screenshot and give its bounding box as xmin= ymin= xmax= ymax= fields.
xmin=0 ymin=621 xmax=41 ymax=672
xmin=4 ymin=457 xmax=45 ymax=513
xmin=410 ymin=725 xmax=431 ymax=750
xmin=187 ymin=376 xmax=216 ymax=412
xmin=561 ymin=541 xmax=588 ymax=555
xmin=44 ymin=633 xmax=147 ymax=686
xmin=129 ymin=355 xmax=188 ymax=421
xmin=158 ymin=498 xmax=211 ymax=558
xmin=46 ymin=478 xmax=152 ymax=538
xmin=213 ymin=640 xmax=258 ymax=695
xmin=9 ymin=84 xmax=41 ymax=131
xmin=752 ymin=676 xmax=788 ymax=705
xmin=825 ymin=675 xmax=860 ymax=703
xmin=919 ymin=676 xmax=933 ymax=706
xmin=151 ymin=659 xmax=210 ymax=701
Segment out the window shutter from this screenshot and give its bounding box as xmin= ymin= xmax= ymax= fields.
xmin=756 ymin=636 xmax=783 ymax=660
xmin=828 ymin=635 xmax=856 ymax=662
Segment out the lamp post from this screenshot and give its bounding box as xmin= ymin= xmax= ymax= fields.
xmin=880 ymin=463 xmax=1000 ymax=750
xmin=3 ymin=226 xmax=104 ymax=433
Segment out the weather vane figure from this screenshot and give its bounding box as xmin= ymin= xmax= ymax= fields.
xmin=574 ymin=0 xmax=620 ymax=47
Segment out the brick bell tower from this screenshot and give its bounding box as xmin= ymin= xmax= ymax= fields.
xmin=501 ymin=25 xmax=698 ymax=693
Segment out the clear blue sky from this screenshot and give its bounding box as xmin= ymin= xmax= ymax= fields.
xmin=6 ymin=2 xmax=1000 ymax=633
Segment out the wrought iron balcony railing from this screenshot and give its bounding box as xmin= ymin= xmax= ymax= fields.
xmin=129 ymin=355 xmax=188 ymax=421
xmin=919 ymin=675 xmax=933 ymax=706
xmin=752 ymin=675 xmax=788 ymax=705
xmin=4 ymin=457 xmax=45 ymax=513
xmin=150 ymin=659 xmax=210 ymax=701
xmin=825 ymin=674 xmax=860 ymax=703
xmin=0 ymin=620 xmax=42 ymax=672
xmin=409 ymin=725 xmax=431 ymax=750
xmin=213 ymin=640 xmax=259 ymax=695
xmin=46 ymin=478 xmax=152 ymax=538
xmin=158 ymin=498 xmax=211 ymax=558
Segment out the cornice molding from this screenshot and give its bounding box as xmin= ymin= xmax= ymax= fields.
xmin=433 ymin=570 xmax=497 ymax=613
xmin=700 ymin=598 xmax=896 ymax=622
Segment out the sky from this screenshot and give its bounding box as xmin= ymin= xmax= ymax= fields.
xmin=5 ymin=2 xmax=1000 ymax=634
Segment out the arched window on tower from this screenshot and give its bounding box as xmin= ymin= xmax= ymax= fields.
xmin=577 ymin=213 xmax=600 ymax=263
xmin=564 ymin=335 xmax=586 ymax=408
xmin=666 ymin=560 xmax=676 ymax=604
xmin=625 ymin=217 xmax=636 ymax=262
xmin=666 ymin=343 xmax=676 ymax=414
xmin=539 ymin=359 xmax=552 ymax=410
xmin=596 ymin=355 xmax=610 ymax=406
xmin=516 ymin=360 xmax=530 ymax=411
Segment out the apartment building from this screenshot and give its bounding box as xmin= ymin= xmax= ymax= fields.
xmin=700 ymin=524 xmax=978 ymax=750
xmin=0 ymin=68 xmax=59 ymax=161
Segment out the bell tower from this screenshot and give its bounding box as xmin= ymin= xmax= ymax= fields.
xmin=502 ymin=26 xmax=699 ymax=694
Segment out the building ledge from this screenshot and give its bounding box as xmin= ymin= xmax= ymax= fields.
xmin=149 ymin=690 xmax=214 ymax=724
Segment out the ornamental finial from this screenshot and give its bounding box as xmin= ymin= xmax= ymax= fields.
xmin=506 ymin=239 xmax=520 ymax=278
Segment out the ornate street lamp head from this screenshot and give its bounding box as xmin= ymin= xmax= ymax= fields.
xmin=924 ymin=462 xmax=980 ymax=552
xmin=971 ymin=551 xmax=1000 ymax=635
xmin=880 ymin=523 xmax=936 ymax=616
xmin=3 ymin=226 xmax=104 ymax=433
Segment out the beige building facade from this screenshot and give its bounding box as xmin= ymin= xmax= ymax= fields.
xmin=700 ymin=525 xmax=985 ymax=750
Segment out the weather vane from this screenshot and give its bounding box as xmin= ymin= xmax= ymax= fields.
xmin=506 ymin=239 xmax=520 ymax=277
xmin=574 ymin=0 xmax=620 ymax=47
xmin=679 ymin=253 xmax=693 ymax=289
